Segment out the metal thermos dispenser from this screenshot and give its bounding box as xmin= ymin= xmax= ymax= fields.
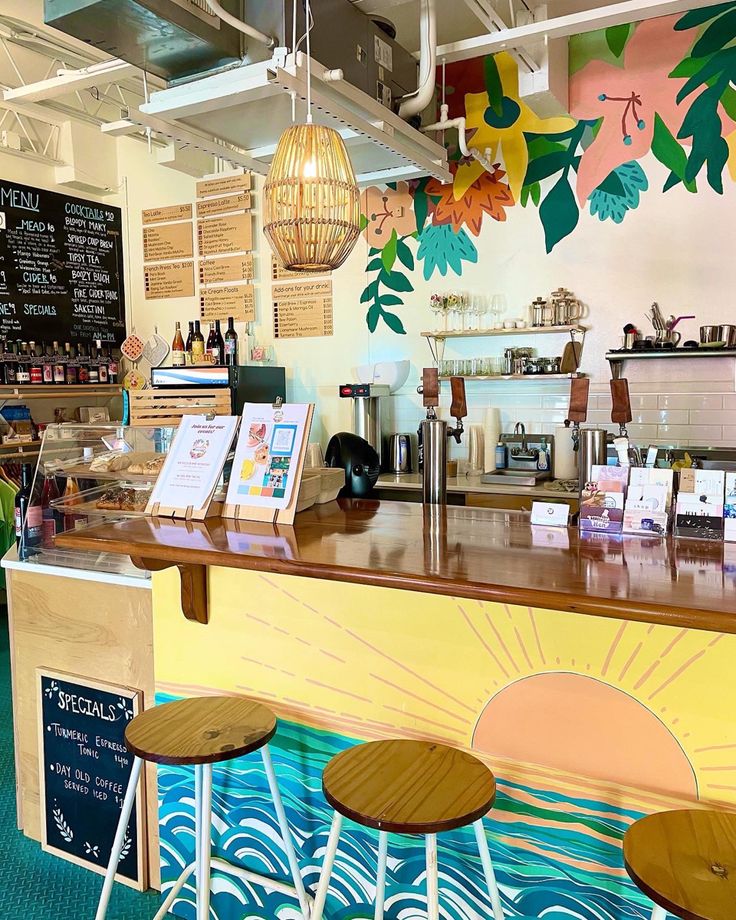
xmin=578 ymin=428 xmax=608 ymax=492
xmin=339 ymin=383 xmax=389 ymax=466
xmin=417 ymin=368 xmax=467 ymax=505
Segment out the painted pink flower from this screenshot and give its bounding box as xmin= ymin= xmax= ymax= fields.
xmin=569 ymin=15 xmax=695 ymax=203
xmin=360 ymin=183 xmax=415 ymax=247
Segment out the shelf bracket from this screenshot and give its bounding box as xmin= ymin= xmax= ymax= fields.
xmin=130 ymin=556 xmax=209 ymax=625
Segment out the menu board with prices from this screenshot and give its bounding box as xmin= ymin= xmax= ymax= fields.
xmin=142 ymin=222 xmax=193 ymax=262
xmin=271 ymin=255 xmax=331 ymax=281
xmin=197 ymin=212 xmax=252 ymax=257
xmin=196 ymin=191 xmax=251 ymax=218
xmin=141 ymin=204 xmax=192 ymax=224
xmin=144 ymin=260 xmax=195 ymax=300
xmin=196 ymin=173 xmax=251 ymax=199
xmin=38 ymin=670 xmax=144 ymax=887
xmin=0 ymin=180 xmax=126 ymax=344
xmin=199 ymin=253 xmax=254 ymax=286
xmin=200 ymin=285 xmax=255 ymax=323
xmin=273 ymin=279 xmax=333 ymax=339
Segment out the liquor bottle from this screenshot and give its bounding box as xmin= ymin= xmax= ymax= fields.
xmin=88 ymin=342 xmax=99 ymax=384
xmin=97 ymin=341 xmax=109 ymax=384
xmin=108 ymin=351 xmax=118 ymax=384
xmin=185 ymin=321 xmax=194 ymax=365
xmin=214 ymin=319 xmax=225 ymax=366
xmin=224 ymin=316 xmax=238 ymax=367
xmin=191 ymin=320 xmax=205 ymax=363
xmin=76 ymin=342 xmax=88 ymax=384
xmin=52 ymin=342 xmax=64 ymax=384
xmin=40 ymin=467 xmax=60 ymax=547
xmin=15 ymin=463 xmax=40 ymax=559
xmin=4 ymin=340 xmax=16 ymax=385
xmin=66 ymin=342 xmax=79 ymax=385
xmin=172 ymin=322 xmax=185 ymax=367
xmin=16 ymin=342 xmax=30 ymax=384
xmin=205 ymin=322 xmax=217 ymax=363
xmin=62 ymin=476 xmax=84 ymax=531
xmin=29 ymin=341 xmax=42 ymax=385
xmin=41 ymin=341 xmax=53 ymax=384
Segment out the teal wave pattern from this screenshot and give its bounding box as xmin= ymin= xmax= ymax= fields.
xmin=155 ymin=693 xmax=651 ymax=920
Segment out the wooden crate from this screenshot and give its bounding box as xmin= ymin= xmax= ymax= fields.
xmin=129 ymin=387 xmax=231 ymax=426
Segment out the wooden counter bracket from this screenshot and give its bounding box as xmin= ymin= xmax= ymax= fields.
xmin=130 ymin=557 xmax=209 ymax=625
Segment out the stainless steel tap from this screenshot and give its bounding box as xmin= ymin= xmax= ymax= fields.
xmin=417 ymin=368 xmax=467 ymax=505
xmin=510 ymin=422 xmax=539 ymax=461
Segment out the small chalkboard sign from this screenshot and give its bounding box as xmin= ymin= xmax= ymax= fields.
xmin=37 ymin=669 xmax=145 ymax=889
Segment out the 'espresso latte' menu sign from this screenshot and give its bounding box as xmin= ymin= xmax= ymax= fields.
xmin=0 ymin=180 xmax=126 ymax=344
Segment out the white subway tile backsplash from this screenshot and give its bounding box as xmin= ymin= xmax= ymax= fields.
xmin=657 ymin=424 xmax=723 ymax=442
xmin=725 ymin=395 xmax=736 ymax=411
xmin=626 ymin=424 xmax=659 ymax=439
xmin=690 ymin=409 xmax=736 ymax=425
xmin=720 ymin=427 xmax=736 ymax=444
xmin=659 ymin=394 xmax=724 ymax=411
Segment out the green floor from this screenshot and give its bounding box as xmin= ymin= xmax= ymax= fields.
xmin=0 ymin=609 xmax=159 ymax=919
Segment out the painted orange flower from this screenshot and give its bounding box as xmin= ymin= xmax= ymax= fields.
xmin=360 ymin=182 xmax=416 ymax=246
xmin=426 ymin=165 xmax=514 ymax=236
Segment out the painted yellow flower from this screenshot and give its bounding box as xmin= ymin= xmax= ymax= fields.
xmin=460 ymin=52 xmax=575 ymax=201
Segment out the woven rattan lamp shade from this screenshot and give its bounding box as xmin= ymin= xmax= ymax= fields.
xmin=263 ymin=123 xmax=361 ymax=272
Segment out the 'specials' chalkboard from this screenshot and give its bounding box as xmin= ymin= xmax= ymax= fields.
xmin=38 ymin=669 xmax=144 ymax=888
xmin=0 ymin=180 xmax=125 ymax=345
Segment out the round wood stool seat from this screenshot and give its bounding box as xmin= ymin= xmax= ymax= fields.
xmin=125 ymin=696 xmax=277 ymax=765
xmin=624 ymin=809 xmax=736 ymax=920
xmin=322 ymin=739 xmax=496 ymax=834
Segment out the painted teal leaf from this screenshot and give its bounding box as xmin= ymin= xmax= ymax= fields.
xmin=605 ymin=23 xmax=632 ymax=57
xmin=675 ymin=3 xmax=733 ymax=31
xmin=381 ymin=310 xmax=407 ymax=335
xmin=678 ymin=80 xmax=730 ymax=193
xmin=366 ymin=258 xmax=382 ymax=272
xmin=589 ymin=161 xmax=648 ymax=223
xmin=379 ymin=268 xmax=414 ymax=292
xmin=381 ymin=229 xmax=398 ymax=273
xmin=524 ymin=151 xmax=569 ymax=185
xmin=360 ymin=280 xmax=378 ymax=303
xmin=396 ymin=238 xmax=415 ymax=271
xmin=691 ymin=8 xmax=736 ymax=57
xmin=366 ymin=302 xmax=381 ymax=332
xmin=379 ymin=294 xmax=403 ymax=306
xmin=417 ymin=224 xmax=478 ymax=280
xmin=484 ymin=54 xmax=504 ymax=116
xmin=539 ymin=176 xmax=579 ymax=252
xmin=676 ymin=47 xmax=736 ymax=102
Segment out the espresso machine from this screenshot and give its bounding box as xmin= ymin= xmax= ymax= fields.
xmin=338 ymin=383 xmax=390 ymax=466
xmin=417 ymin=368 xmax=467 ymax=505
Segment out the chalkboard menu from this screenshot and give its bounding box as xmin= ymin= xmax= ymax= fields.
xmin=0 ymin=181 xmax=125 ymax=345
xmin=38 ymin=669 xmax=144 ymax=888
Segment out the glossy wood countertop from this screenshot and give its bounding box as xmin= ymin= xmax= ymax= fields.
xmin=56 ymin=499 xmax=736 ymax=633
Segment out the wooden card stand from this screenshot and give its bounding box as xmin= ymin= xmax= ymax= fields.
xmin=222 ymin=403 xmax=315 ymax=527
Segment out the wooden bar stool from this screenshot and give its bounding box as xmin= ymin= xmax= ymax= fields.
xmin=624 ymin=809 xmax=736 ymax=920
xmin=312 ymin=739 xmax=505 ymax=920
xmin=95 ymin=696 xmax=311 ymax=920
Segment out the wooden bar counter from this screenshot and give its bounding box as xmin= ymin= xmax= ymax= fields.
xmin=56 ymin=500 xmax=736 ymax=920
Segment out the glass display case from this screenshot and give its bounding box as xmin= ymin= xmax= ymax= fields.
xmin=17 ymin=423 xmax=176 ymax=577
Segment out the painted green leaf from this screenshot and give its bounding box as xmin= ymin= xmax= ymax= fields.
xmin=526 ymin=137 xmax=567 ymax=158
xmin=531 ymin=182 xmax=541 ymax=206
xmin=524 ymin=151 xmax=569 ymax=185
xmin=381 ymin=310 xmax=407 ymax=335
xmin=366 ymin=258 xmax=382 ymax=272
xmin=605 ymin=23 xmax=632 ymax=57
xmin=520 ymin=182 xmax=541 ymax=208
xmin=669 ymin=55 xmax=710 ymax=78
xmin=366 ymin=302 xmax=381 ymax=333
xmin=484 ymin=54 xmax=504 ymax=116
xmin=676 ymin=47 xmax=736 ymax=102
xmin=539 ymin=176 xmax=579 ymax=253
xmin=520 ymin=185 xmax=530 ymax=207
xmin=596 ymin=170 xmax=626 ymax=197
xmin=396 ymin=238 xmax=415 ymax=271
xmin=360 ymin=280 xmax=378 ymax=303
xmin=379 ymin=294 xmax=403 ymax=306
xmin=413 ymin=179 xmax=430 ymax=235
xmin=381 ymin=229 xmax=398 ymax=273
xmin=675 ymin=3 xmax=733 ymax=31
xmin=691 ymin=8 xmax=736 ymax=57
xmin=359 ymin=214 xmax=369 ymax=232
xmin=651 ymin=113 xmax=689 ymax=182
xmin=368 ymin=246 xmax=381 ymax=256
xmin=721 ymin=85 xmax=736 ymax=121
xmin=380 ymin=268 xmax=414 ymax=292
xmin=678 ymin=80 xmax=730 ymax=193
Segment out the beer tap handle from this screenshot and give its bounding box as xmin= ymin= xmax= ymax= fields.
xmin=419 ymin=367 xmax=440 ymax=412
xmin=449 ymin=376 xmax=466 ymax=443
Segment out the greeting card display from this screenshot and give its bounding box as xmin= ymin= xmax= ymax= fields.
xmin=725 ymin=473 xmax=736 ymax=542
xmin=622 ymin=468 xmax=674 ymax=536
xmin=674 ymin=468 xmax=725 ymax=540
xmin=146 ymin=414 xmax=238 ymax=520
xmin=579 ymin=465 xmax=628 ymax=533
xmin=223 ymin=402 xmax=314 ymax=525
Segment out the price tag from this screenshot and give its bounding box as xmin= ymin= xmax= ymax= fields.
xmin=531 ymin=501 xmax=570 ymax=527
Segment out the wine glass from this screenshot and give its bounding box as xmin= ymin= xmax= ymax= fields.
xmin=491 ymin=294 xmax=507 ymax=329
xmin=430 ymin=294 xmax=443 ymax=332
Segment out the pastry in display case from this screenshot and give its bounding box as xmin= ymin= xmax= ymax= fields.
xmin=16 ymin=423 xmax=176 ymax=576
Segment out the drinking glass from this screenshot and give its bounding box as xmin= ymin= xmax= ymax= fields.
xmin=490 ymin=294 xmax=507 ymax=329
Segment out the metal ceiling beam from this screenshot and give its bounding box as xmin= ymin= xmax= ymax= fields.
xmin=3 ymin=59 xmax=140 ymax=103
xmin=437 ymin=0 xmax=731 ymax=61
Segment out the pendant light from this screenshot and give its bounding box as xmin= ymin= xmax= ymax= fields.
xmin=263 ymin=0 xmax=360 ymax=272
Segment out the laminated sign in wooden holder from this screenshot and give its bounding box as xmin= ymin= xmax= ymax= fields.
xmin=223 ymin=400 xmax=314 ymax=527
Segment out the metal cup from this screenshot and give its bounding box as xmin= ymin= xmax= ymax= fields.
xmin=717 ymin=324 xmax=736 ymax=347
xmin=700 ymin=325 xmax=719 ymax=344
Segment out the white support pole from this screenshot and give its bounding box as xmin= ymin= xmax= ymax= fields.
xmin=311 ymin=811 xmax=343 ymax=920
xmin=651 ymin=906 xmax=668 ymax=920
xmin=426 ymin=834 xmax=439 ymax=920
xmin=197 ymin=763 xmax=212 ymax=920
xmin=473 ymin=819 xmax=504 ymax=920
xmin=374 ymin=831 xmax=388 ymax=920
xmin=94 ymin=756 xmax=143 ymax=920
xmin=261 ymin=745 xmax=310 ymax=920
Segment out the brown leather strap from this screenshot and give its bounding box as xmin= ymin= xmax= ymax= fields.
xmin=610 ymin=378 xmax=632 ymax=424
xmin=449 ymin=376 xmax=467 ymax=420
xmin=567 ymin=377 xmax=590 ymax=423
xmin=422 ymin=367 xmax=439 ymax=408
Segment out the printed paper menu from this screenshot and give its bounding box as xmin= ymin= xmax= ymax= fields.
xmin=148 ymin=414 xmax=238 ymax=515
xmin=225 ymin=403 xmax=311 ymax=511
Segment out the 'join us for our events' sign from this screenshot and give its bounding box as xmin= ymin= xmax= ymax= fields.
xmin=37 ymin=669 xmax=145 ymax=888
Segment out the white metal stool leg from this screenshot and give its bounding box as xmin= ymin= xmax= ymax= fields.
xmin=95 ymin=756 xmax=143 ymax=920
xmin=374 ymin=831 xmax=388 ymax=920
xmin=425 ymin=834 xmax=439 ymax=920
xmin=312 ymin=811 xmax=343 ymax=920
xmin=473 ymin=819 xmax=504 ymax=920
xmin=196 ymin=763 xmax=213 ymax=920
xmin=261 ymin=745 xmax=310 ymax=919
xmin=651 ymin=906 xmax=667 ymax=920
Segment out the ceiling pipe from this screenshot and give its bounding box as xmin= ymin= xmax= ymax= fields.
xmin=421 ymin=102 xmax=496 ymax=173
xmin=398 ymin=0 xmax=436 ymax=120
xmin=202 ymin=0 xmax=276 ymax=49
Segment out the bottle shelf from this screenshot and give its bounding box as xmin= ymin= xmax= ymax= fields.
xmin=0 ymin=384 xmax=121 ymax=400
xmin=439 ymin=373 xmax=584 ymax=381
xmin=422 ymin=325 xmax=586 ymax=339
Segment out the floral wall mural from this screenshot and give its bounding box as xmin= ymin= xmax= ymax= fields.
xmin=359 ymin=3 xmax=736 ymax=333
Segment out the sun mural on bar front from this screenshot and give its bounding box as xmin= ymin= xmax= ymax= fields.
xmin=150 ymin=568 xmax=736 ymax=920
xmin=359 ymin=5 xmax=736 ymax=333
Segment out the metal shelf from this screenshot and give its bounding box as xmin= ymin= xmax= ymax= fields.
xmin=0 ymin=384 xmax=121 ymax=400
xmin=606 ymin=349 xmax=736 ymax=362
xmin=439 ymin=373 xmax=584 ymax=381
xmin=423 ymin=325 xmax=586 ymax=339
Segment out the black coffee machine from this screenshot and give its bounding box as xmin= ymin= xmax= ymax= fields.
xmin=326 ymin=432 xmax=380 ymax=498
